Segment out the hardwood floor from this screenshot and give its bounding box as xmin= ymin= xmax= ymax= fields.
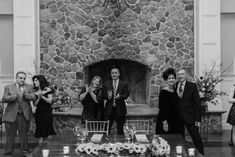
xmin=0 ymin=130 xmax=234 ymax=157
xmin=186 ymin=130 xmax=235 ymax=157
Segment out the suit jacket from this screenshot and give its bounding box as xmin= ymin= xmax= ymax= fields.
xmin=2 ymin=83 xmax=36 ymax=122
xmin=104 ymin=80 xmax=129 ymax=116
xmin=178 ymin=81 xmax=201 ymax=124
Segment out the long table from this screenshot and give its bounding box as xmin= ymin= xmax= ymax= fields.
xmin=29 ymin=134 xmax=204 ymax=157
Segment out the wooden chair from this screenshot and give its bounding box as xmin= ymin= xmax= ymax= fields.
xmin=126 ymin=119 xmax=150 ymax=135
xmin=85 ymin=120 xmax=109 ymax=135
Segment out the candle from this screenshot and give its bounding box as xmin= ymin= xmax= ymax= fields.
xmin=63 ymin=146 xmax=70 ymax=154
xmin=176 ymin=145 xmax=183 ymax=155
xmin=42 ymin=149 xmax=49 ymax=157
xmin=188 ymin=148 xmax=195 ymax=156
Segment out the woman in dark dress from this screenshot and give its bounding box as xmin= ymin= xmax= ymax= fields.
xmin=79 ymin=75 xmax=104 ymax=124
xmin=33 ymin=75 xmax=56 ymax=144
xmin=227 ymin=84 xmax=235 ymax=146
xmin=156 ymin=68 xmax=184 ymax=135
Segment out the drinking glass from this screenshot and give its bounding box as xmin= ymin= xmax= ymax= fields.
xmin=80 ymin=128 xmax=88 ymax=143
xmin=123 ymin=124 xmax=130 ymax=142
xmin=130 ymin=126 xmax=136 ymax=142
xmin=108 ymin=90 xmax=112 ymax=99
xmin=74 ymin=125 xmax=81 ymax=137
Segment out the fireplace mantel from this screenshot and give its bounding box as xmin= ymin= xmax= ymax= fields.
xmin=53 ymin=105 xmax=159 ymax=118
xmin=52 ymin=105 xmax=158 ymax=135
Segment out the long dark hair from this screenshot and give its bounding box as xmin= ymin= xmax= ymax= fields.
xmin=32 ymin=75 xmax=49 ymax=91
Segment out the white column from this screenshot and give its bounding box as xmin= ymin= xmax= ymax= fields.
xmin=197 ymin=0 xmax=222 ymax=110
xmin=14 ymin=0 xmax=39 ymax=83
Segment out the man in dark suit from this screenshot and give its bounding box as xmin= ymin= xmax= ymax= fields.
xmin=104 ymin=67 xmax=129 ymax=135
xmin=2 ymin=71 xmax=37 ymax=156
xmin=177 ymin=69 xmax=204 ymax=155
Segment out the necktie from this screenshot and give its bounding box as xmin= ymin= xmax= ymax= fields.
xmin=17 ymin=85 xmax=23 ymax=113
xmin=113 ymin=80 xmax=117 ymax=106
xmin=178 ymin=82 xmax=183 ymax=97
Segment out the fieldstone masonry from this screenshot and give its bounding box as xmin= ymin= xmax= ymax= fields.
xmin=40 ymin=0 xmax=194 ymax=108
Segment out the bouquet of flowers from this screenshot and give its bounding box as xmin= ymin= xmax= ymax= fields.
xmin=75 ymin=142 xmax=148 ymax=155
xmin=51 ymin=85 xmax=71 ymax=112
xmin=151 ymin=136 xmax=170 ymax=156
xmin=194 ymin=63 xmax=229 ymax=105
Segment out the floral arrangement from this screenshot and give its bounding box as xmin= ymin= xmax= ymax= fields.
xmin=194 ymin=63 xmax=229 ymax=105
xmin=151 ymin=136 xmax=170 ymax=156
xmin=51 ymin=85 xmax=71 ymax=112
xmin=75 ymin=142 xmax=148 ymax=156
xmin=75 ymin=136 xmax=171 ymax=156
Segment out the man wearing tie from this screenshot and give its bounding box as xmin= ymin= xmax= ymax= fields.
xmin=104 ymin=67 xmax=129 ymax=135
xmin=2 ymin=71 xmax=37 ymax=156
xmin=177 ymin=69 xmax=204 ymax=155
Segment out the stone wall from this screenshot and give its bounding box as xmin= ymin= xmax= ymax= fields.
xmin=40 ymin=0 xmax=194 ymax=107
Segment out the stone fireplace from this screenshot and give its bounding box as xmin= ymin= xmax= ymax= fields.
xmin=84 ymin=59 xmax=151 ymax=104
xmin=39 ymin=0 xmax=195 ymax=108
xmin=38 ymin=0 xmax=195 ymax=135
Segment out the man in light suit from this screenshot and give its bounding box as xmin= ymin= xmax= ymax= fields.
xmin=177 ymin=69 xmax=204 ymax=155
xmin=2 ymin=71 xmax=36 ymax=156
xmin=104 ymin=67 xmax=129 ymax=135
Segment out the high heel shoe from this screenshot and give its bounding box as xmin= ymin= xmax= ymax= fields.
xmin=228 ymin=141 xmax=234 ymax=146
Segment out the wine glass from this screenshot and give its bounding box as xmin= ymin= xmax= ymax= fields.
xmin=123 ymin=124 xmax=131 ymax=143
xmin=73 ymin=125 xmax=80 ymax=137
xmin=108 ymin=90 xmax=112 ymax=99
xmin=131 ymin=126 xmax=136 ymax=142
xmin=80 ymin=128 xmax=88 ymax=143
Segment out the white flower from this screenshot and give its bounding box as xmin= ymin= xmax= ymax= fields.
xmin=106 ymin=143 xmax=117 ymax=153
xmin=139 ymin=144 xmax=147 ymax=154
xmin=133 ymin=144 xmax=140 ymax=153
xmin=122 ymin=143 xmax=130 ymax=150
xmin=115 ymin=142 xmax=123 ymax=151
xmin=84 ymin=144 xmax=93 ymax=155
xmin=77 ymin=144 xmax=86 ymax=152
xmin=151 ymin=136 xmax=170 ymax=156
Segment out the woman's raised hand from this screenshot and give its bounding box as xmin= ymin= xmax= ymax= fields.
xmin=85 ymin=84 xmax=89 ymax=93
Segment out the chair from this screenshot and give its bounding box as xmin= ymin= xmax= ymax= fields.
xmin=126 ymin=119 xmax=150 ymax=135
xmin=85 ymin=120 xmax=109 ymax=135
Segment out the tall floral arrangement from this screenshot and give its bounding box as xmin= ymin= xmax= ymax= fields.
xmin=194 ymin=63 xmax=230 ymax=105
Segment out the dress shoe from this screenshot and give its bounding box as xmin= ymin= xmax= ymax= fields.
xmin=22 ymin=150 xmax=30 ymax=157
xmin=4 ymin=152 xmax=13 ymax=157
xmin=228 ymin=141 xmax=234 ymax=146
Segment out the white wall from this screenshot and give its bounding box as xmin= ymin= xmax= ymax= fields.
xmin=0 ymin=15 xmax=13 ymax=76
xmin=0 ymin=0 xmax=14 ymax=98
xmin=220 ymin=6 xmax=235 ymax=129
xmin=0 ymin=0 xmax=13 ymax=14
xmin=221 ymin=14 xmax=235 ymax=73
xmin=221 ymin=0 xmax=235 ymax=13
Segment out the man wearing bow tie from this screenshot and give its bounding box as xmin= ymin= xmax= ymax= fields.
xmin=2 ymin=71 xmax=37 ymax=156
xmin=104 ymin=67 xmax=129 ymax=135
xmin=177 ymin=69 xmax=204 ymax=155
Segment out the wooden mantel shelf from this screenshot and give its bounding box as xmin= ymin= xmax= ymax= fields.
xmin=53 ymin=105 xmax=159 ymax=117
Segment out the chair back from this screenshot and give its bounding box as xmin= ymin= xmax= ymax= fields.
xmin=126 ymin=119 xmax=150 ymax=135
xmin=85 ymin=120 xmax=109 ymax=135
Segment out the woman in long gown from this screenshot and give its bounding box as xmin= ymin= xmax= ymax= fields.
xmin=33 ymin=75 xmax=56 ymax=144
xmin=79 ymin=76 xmax=104 ymax=124
xmin=227 ymin=84 xmax=235 ymax=146
xmin=156 ymin=67 xmax=184 ymax=135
